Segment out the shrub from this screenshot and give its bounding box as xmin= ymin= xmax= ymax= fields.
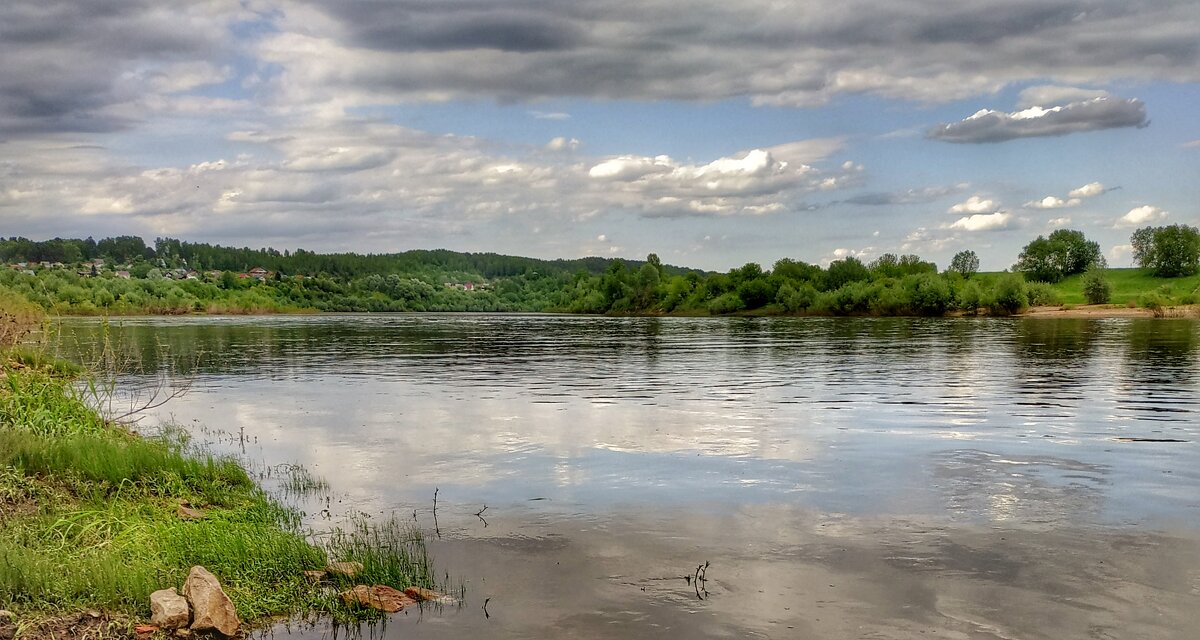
xmin=958 ymin=281 xmax=983 ymax=314
xmin=989 ymin=273 xmax=1028 ymax=315
xmin=776 ymin=283 xmax=818 ymax=312
xmin=1025 ymin=282 xmax=1062 ymax=306
xmin=707 ymin=292 xmax=745 ymax=315
xmin=1081 ymin=270 xmax=1112 ymax=304
xmin=904 ymin=274 xmax=952 ymax=316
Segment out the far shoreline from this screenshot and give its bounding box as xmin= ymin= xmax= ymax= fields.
xmin=48 ymin=304 xmax=1200 ymax=321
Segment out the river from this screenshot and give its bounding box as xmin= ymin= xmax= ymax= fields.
xmin=58 ymin=314 xmax=1200 ymax=639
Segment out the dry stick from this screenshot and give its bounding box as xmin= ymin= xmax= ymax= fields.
xmin=475 ymin=505 xmax=489 ymax=527
xmin=432 ymin=487 xmax=441 ymax=539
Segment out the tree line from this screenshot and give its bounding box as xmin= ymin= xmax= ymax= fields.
xmin=1 ymin=224 xmax=1197 ymax=317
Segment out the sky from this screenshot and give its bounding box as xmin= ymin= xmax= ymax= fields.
xmin=0 ymin=0 xmax=1197 ymax=272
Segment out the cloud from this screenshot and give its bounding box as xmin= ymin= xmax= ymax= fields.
xmin=0 ymin=0 xmax=247 ymax=136
xmin=842 ymin=184 xmax=967 ymax=206
xmin=1108 ymin=243 xmax=1134 ymax=264
xmin=260 ymin=0 xmax=1200 ymax=110
xmin=1116 ymin=205 xmax=1168 ymax=227
xmin=948 ymin=195 xmax=999 ymax=215
xmin=1025 ymin=196 xmax=1081 ymax=209
xmin=546 ymin=137 xmax=581 ymax=152
xmin=4 ymin=0 xmax=1197 ymax=139
xmin=585 ymin=145 xmax=862 ymax=217
xmin=529 ymin=111 xmax=571 ymax=120
xmin=1067 ymin=182 xmax=1108 ymax=198
xmin=1016 ymin=85 xmax=1110 ymax=108
xmin=1184 ymin=140 xmax=1200 ymax=149
xmin=949 ymin=212 xmax=1014 ymax=231
xmin=927 ymin=98 xmax=1149 ymax=143
xmin=1047 ymin=217 xmax=1072 ymax=228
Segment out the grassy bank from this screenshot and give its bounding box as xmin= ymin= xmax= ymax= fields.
xmin=0 ymin=306 xmax=441 ymax=634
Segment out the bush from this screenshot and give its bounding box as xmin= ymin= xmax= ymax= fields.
xmin=1025 ymin=282 xmax=1062 ymax=306
xmin=776 ymin=283 xmax=817 ymax=312
xmin=1081 ymin=270 xmax=1112 ymax=304
xmin=958 ymin=281 xmax=983 ymax=314
xmin=1138 ymin=292 xmax=1170 ymax=317
xmin=707 ymin=292 xmax=745 ymax=315
xmin=904 ymin=274 xmax=952 ymax=316
xmin=989 ymin=274 xmax=1028 ymax=315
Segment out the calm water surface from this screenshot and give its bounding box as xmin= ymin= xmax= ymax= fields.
xmin=60 ymin=315 xmax=1200 ymax=639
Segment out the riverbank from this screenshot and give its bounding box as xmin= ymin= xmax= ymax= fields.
xmin=0 ymin=353 xmax=442 ymax=638
xmin=1022 ymin=304 xmax=1199 ymax=319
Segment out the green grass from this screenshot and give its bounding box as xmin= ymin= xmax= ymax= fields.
xmin=0 ymin=360 xmax=442 ymax=629
xmin=987 ymin=268 xmax=1200 ymax=306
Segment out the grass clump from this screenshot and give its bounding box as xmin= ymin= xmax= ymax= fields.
xmin=0 ymin=359 xmax=442 ymax=629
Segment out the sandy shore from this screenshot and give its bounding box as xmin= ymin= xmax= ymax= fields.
xmin=1021 ymin=304 xmax=1198 ymax=318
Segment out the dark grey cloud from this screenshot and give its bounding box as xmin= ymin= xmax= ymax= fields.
xmin=273 ymin=0 xmax=1200 ymax=106
xmin=315 ymin=2 xmax=589 ymax=52
xmin=0 ymin=1 xmax=238 ymax=135
xmin=927 ymin=98 xmax=1149 ymax=143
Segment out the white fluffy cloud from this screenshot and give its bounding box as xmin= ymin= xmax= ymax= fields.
xmin=0 ymin=115 xmax=862 ymax=250
xmin=1116 ymin=205 xmax=1168 ymax=227
xmin=950 ymin=212 xmax=1014 ymax=231
xmin=1068 ymin=182 xmax=1107 ymax=198
xmin=948 ymin=195 xmax=999 ymax=215
xmin=585 ymin=146 xmax=861 ymax=217
xmin=1025 ymin=196 xmax=1081 ymax=209
xmin=1026 ymin=181 xmax=1109 ymax=210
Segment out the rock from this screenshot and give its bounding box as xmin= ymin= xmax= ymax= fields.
xmin=182 ymin=566 xmax=240 ymax=636
xmin=403 ymin=587 xmax=455 ymax=604
xmin=177 ymin=501 xmax=205 ymax=520
xmin=150 ymin=587 xmax=191 ymax=630
xmin=174 ymin=629 xmax=192 ymax=638
xmin=339 ymin=585 xmax=418 ymax=613
xmin=302 ymin=570 xmax=327 ymax=583
xmin=325 ymin=561 xmax=363 ymax=578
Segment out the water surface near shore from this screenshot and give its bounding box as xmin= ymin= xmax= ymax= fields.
xmin=58 ymin=315 xmax=1200 ymax=638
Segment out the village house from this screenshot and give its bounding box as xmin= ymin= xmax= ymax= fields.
xmin=115 ymin=271 xmax=131 ymax=279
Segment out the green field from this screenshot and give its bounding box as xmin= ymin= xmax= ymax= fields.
xmin=976 ymin=268 xmax=1200 ymax=307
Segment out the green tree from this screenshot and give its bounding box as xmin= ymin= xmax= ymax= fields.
xmin=1131 ymin=224 xmax=1200 ymax=277
xmin=1014 ymin=229 xmax=1104 ymax=283
xmin=824 ymin=257 xmax=870 ymax=290
xmin=948 ymin=250 xmax=980 ymax=278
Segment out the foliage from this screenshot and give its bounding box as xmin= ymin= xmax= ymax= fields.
xmin=1130 ymin=224 xmax=1200 ymax=277
xmin=1025 ymin=282 xmax=1062 ymax=306
xmin=1081 ymin=270 xmax=1112 ymax=304
xmin=1 ymin=289 xmax=43 ymax=348
xmin=1014 ymin=229 xmax=1104 ymax=283
xmin=958 ymin=281 xmax=983 ymax=314
xmin=948 ymin=250 xmax=980 ymax=278
xmin=824 ymin=257 xmax=872 ymax=290
xmin=989 ymin=273 xmax=1028 ymax=315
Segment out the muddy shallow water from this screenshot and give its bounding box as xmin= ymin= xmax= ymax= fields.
xmin=60 ymin=315 xmax=1200 ymax=638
